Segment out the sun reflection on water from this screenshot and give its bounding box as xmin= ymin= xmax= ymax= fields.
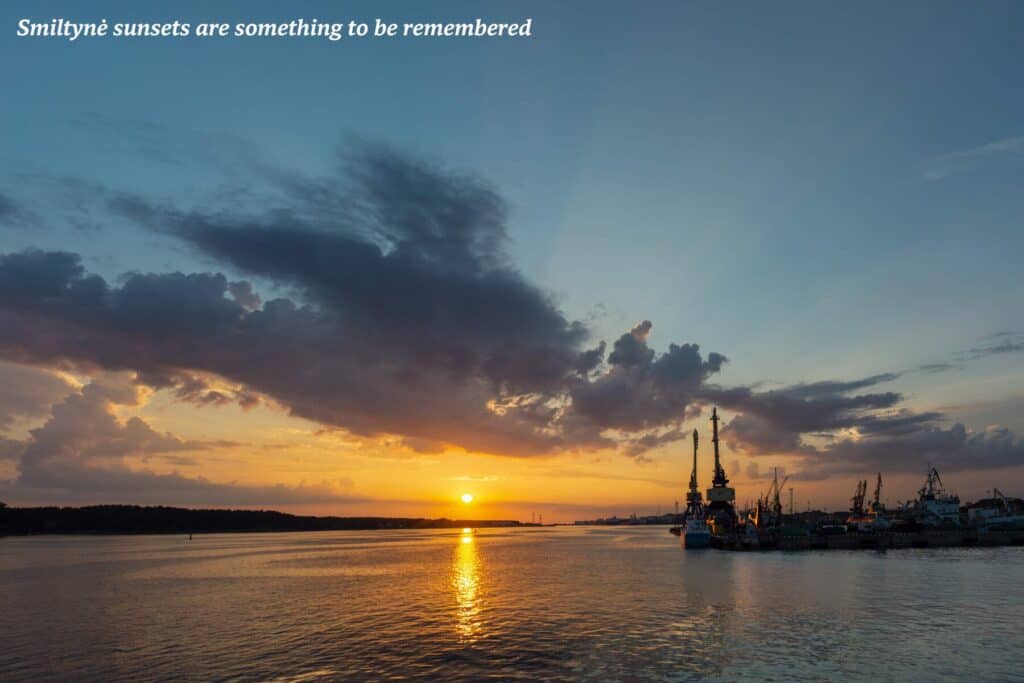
xmin=452 ymin=529 xmax=482 ymax=641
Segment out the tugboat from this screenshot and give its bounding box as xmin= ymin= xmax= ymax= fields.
xmin=683 ymin=429 xmax=711 ymax=548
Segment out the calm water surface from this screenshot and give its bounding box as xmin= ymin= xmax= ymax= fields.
xmin=1 ymin=526 xmax=1022 ymax=681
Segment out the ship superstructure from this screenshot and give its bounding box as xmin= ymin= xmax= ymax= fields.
xmin=911 ymin=466 xmax=961 ymax=528
xmin=846 ymin=473 xmax=890 ymax=532
xmin=967 ymin=489 xmax=1024 ymax=530
xmin=749 ymin=468 xmax=789 ymax=529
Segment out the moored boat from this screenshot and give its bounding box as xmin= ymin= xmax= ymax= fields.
xmin=684 ymin=516 xmax=712 ymax=548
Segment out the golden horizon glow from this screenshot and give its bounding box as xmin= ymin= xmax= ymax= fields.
xmin=11 ymin=369 xmax=1011 ymax=521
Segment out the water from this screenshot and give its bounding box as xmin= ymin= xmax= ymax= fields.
xmin=1 ymin=526 xmax=1021 ymax=681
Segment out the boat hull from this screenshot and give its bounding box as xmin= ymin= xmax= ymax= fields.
xmin=683 ymin=531 xmax=712 ymax=548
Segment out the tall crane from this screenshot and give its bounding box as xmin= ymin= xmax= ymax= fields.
xmin=710 ymin=408 xmax=729 ymax=489
xmin=685 ymin=429 xmax=703 ymax=517
xmin=871 ymin=473 xmax=883 ymax=513
xmin=704 ymin=407 xmax=737 ymax=532
xmin=851 ymin=479 xmax=867 ymax=515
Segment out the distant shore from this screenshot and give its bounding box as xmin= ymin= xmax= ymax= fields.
xmin=0 ymin=504 xmax=529 ymax=536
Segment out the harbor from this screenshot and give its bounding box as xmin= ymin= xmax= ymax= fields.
xmin=670 ymin=407 xmax=1024 ymax=552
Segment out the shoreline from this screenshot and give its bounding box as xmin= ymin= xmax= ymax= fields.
xmin=0 ymin=503 xmax=531 ymax=537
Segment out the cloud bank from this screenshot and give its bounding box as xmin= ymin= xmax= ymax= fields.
xmin=1 ymin=374 xmax=357 ymax=506
xmin=0 ymin=140 xmax=1021 ymax=496
xmin=0 ymin=144 xmax=728 ymax=459
xmin=717 ymin=373 xmax=1024 ymax=479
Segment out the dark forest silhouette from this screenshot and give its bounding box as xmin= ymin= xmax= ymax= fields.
xmin=0 ymin=503 xmax=524 ymax=536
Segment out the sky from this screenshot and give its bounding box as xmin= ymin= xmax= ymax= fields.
xmin=1 ymin=1 xmax=1022 ymax=521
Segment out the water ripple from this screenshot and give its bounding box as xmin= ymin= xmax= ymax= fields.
xmin=1 ymin=528 xmax=1021 ymax=681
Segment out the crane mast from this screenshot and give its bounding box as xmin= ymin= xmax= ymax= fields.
xmin=685 ymin=429 xmax=703 ymax=515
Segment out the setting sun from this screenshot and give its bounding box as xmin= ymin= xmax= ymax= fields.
xmin=460 ymin=493 xmax=474 ymax=504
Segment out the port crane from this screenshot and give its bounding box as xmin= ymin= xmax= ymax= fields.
xmin=919 ymin=466 xmax=946 ymax=500
xmin=685 ymin=429 xmax=704 ymax=518
xmin=869 ymin=473 xmax=884 ymax=513
xmin=704 ymin=407 xmax=737 ymax=532
xmin=749 ymin=468 xmax=789 ymax=528
xmin=768 ymin=469 xmax=789 ymax=523
xmin=992 ymin=489 xmax=1012 ymax=514
xmin=850 ymin=479 xmax=868 ymax=515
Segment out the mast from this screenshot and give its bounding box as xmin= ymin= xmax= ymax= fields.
xmin=689 ymin=429 xmax=699 ymax=493
xmin=704 ymin=406 xmax=737 ymax=531
xmin=686 ymin=429 xmax=702 ymax=513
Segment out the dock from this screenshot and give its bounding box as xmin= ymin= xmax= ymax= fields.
xmin=710 ymin=527 xmax=1024 ymax=551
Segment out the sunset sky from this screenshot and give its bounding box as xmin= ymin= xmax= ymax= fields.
xmin=1 ymin=1 xmax=1022 ymax=521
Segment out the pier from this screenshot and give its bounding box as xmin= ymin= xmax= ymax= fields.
xmin=668 ymin=410 xmax=1024 ymax=553
xmin=710 ymin=527 xmax=1024 ymax=552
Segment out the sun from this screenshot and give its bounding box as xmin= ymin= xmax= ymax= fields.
xmin=460 ymin=493 xmax=474 ymax=504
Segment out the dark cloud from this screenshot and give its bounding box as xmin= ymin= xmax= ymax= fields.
xmin=722 ymin=413 xmax=814 ymax=456
xmin=0 ymin=362 xmax=74 ymax=427
xmin=797 ymin=423 xmax=1024 ymax=480
xmin=0 ymin=436 xmax=24 ymax=462
xmin=918 ymin=363 xmax=957 ymax=374
xmin=705 ymin=373 xmax=901 ymax=437
xmin=106 ymin=143 xmax=595 ymax=397
xmin=18 ymin=376 xmax=209 ymax=488
xmin=564 ymin=323 xmax=725 ymax=446
xmin=966 ymin=334 xmax=1024 ymax=359
xmin=2 ymin=376 xmax=356 ymax=506
xmin=0 ymin=191 xmax=38 ymax=228
xmin=227 ymin=280 xmax=261 ymax=311
xmin=0 ymin=193 xmax=18 ymax=219
xmin=0 ymin=145 xmax=728 ymax=458
xmin=717 ymin=373 xmax=1023 ymax=478
xmin=3 ymin=139 xmax=1019 ymax=484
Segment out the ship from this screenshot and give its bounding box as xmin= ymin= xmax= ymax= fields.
xmin=686 ymin=465 xmax=1024 ymax=551
xmin=747 ymin=467 xmax=789 ymax=530
xmin=682 ymin=429 xmax=711 ymax=548
xmin=966 ymin=488 xmax=1024 ymax=531
xmin=846 ymin=473 xmax=891 ymax=532
xmin=906 ymin=466 xmax=961 ymax=528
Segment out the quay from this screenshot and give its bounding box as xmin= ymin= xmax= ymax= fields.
xmin=711 ymin=527 xmax=1024 ymax=552
xmin=667 ymin=408 xmax=1024 ymax=553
